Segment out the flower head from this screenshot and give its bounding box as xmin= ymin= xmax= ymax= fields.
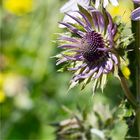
xmin=56 ymin=6 xmax=132 ymax=92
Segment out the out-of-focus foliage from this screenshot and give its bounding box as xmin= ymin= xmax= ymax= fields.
xmin=54 ymin=101 xmax=134 ymax=140
xmin=0 ymin=0 xmax=135 ymax=140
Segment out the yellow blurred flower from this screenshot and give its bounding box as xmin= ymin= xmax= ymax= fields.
xmin=3 ymin=0 xmax=33 ymax=16
xmin=121 ymin=66 xmax=131 ymax=79
xmin=107 ymin=0 xmax=133 ymax=23
xmin=0 ymin=90 xmax=6 ymax=103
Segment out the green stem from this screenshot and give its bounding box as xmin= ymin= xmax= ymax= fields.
xmin=131 ymin=3 xmax=140 ymax=138
xmin=134 ymin=6 xmax=140 ymax=137
xmin=136 ymin=108 xmax=140 ymax=139
xmin=119 ymin=74 xmax=138 ymax=108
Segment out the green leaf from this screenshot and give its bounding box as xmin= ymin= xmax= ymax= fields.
xmin=109 ymin=120 xmax=128 ymax=140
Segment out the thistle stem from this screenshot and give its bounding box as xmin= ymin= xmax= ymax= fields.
xmin=131 ymin=3 xmax=140 ymax=138
xmin=119 ymin=74 xmax=138 ymax=108
xmin=134 ymin=5 xmax=140 ymax=137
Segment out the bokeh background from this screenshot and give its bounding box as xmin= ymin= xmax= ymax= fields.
xmin=0 ymin=0 xmax=134 ymax=139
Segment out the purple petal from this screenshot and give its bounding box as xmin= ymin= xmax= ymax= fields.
xmin=82 ymin=66 xmax=90 ymax=74
xmin=73 ymin=54 xmax=84 ymax=60
xmin=106 ymin=10 xmax=113 ymax=34
xmin=68 ymin=63 xmax=87 ymax=71
xmin=97 ymin=48 xmax=109 ymax=51
xmin=90 ymin=9 xmax=105 ymax=31
xmin=65 ymin=13 xmax=85 ymax=26
xmin=62 ymin=54 xmax=79 ymax=61
xmin=58 ymin=44 xmax=79 ymax=49
xmin=74 ymin=67 xmax=98 ymax=81
xmin=59 ymin=22 xmax=85 ymax=37
xmin=111 ymin=54 xmax=118 ymax=64
xmin=57 ymin=53 xmax=84 ymax=65
xmin=94 ymin=66 xmax=103 ymax=78
xmin=76 ymin=11 xmax=92 ymax=30
xmin=105 ymin=59 xmax=113 ymax=71
xmin=98 ymin=13 xmax=105 ymax=31
xmin=65 ymin=12 xmax=91 ymax=31
xmin=58 ymin=36 xmax=79 ymax=43
xmin=131 ymin=7 xmax=140 ymax=21
xmin=103 ymin=68 xmax=110 ymax=74
xmin=60 ymin=12 xmax=81 ymax=26
xmin=90 ymin=10 xmax=99 ymax=29
xmin=66 ymin=49 xmax=82 ymax=53
xmin=56 ymin=58 xmax=68 ymax=65
xmin=112 ymin=24 xmax=117 ymax=36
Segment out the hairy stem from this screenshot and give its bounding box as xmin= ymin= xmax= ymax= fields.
xmin=119 ymin=74 xmax=138 ymax=108
xmin=134 ymin=6 xmax=140 ymax=137
xmin=131 ymin=3 xmax=140 ymax=138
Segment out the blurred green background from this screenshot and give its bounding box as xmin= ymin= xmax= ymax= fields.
xmin=0 ymin=0 xmax=133 ymax=140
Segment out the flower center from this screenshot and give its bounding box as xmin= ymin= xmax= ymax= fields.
xmin=81 ymin=31 xmax=105 ymax=62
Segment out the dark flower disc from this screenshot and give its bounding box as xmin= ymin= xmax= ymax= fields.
xmin=81 ymin=31 xmax=106 ymax=63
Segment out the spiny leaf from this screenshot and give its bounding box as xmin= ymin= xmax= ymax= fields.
xmin=68 ymin=80 xmax=79 ymax=91
xmin=100 ymin=74 xmax=107 ymax=92
xmin=81 ymin=76 xmax=92 ymax=90
xmin=92 ymin=78 xmax=98 ymax=95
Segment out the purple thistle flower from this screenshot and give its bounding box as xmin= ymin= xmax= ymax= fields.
xmin=56 ymin=6 xmax=132 ymax=92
